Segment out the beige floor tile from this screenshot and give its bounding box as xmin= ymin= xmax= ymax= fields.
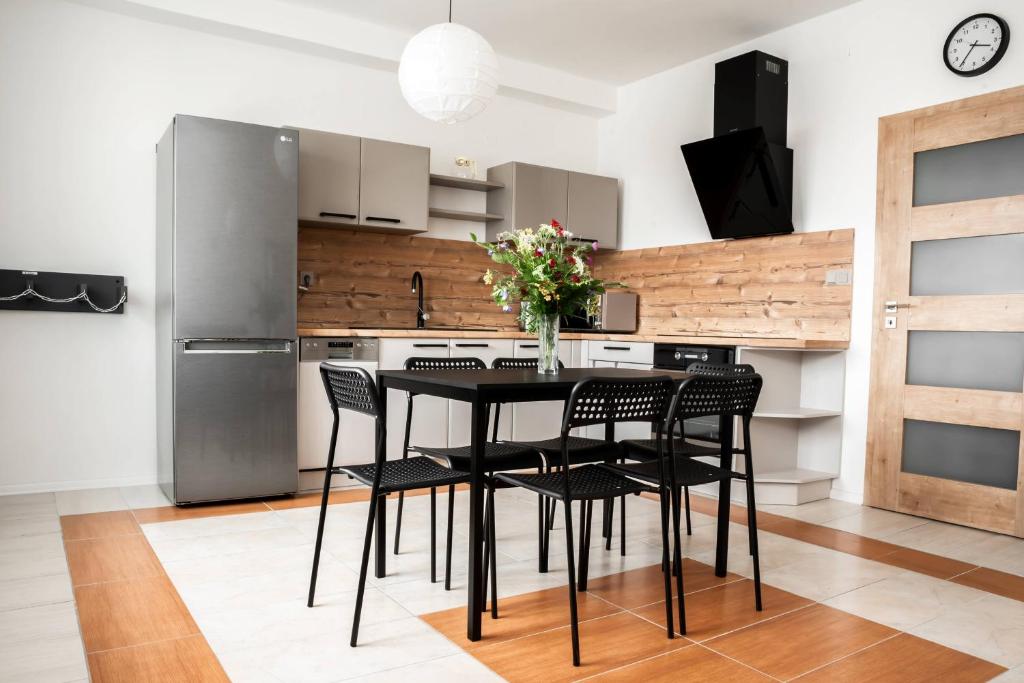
xmin=822 ymin=506 xmax=931 ymax=539
xmin=886 ymin=519 xmax=1020 ymax=566
xmin=55 ymin=487 xmax=129 ymax=515
xmin=353 ymin=652 xmax=504 ymax=682
xmin=993 ymin=665 xmax=1024 ymax=681
xmin=0 ymin=573 xmax=74 ymax=612
xmin=0 ymin=632 xmax=88 ymax=683
xmin=825 ymin=570 xmax=987 ymax=630
xmin=0 ymin=515 xmax=61 ymax=539
xmin=118 ymin=484 xmax=173 ymax=509
xmin=0 ymin=541 xmax=68 ymax=582
xmin=911 ymin=593 xmax=1024 ymax=668
xmin=0 ymin=493 xmax=58 ymax=522
xmin=0 ymin=601 xmax=80 ymax=643
xmin=760 ymin=498 xmax=863 ymax=524
xmin=760 ymin=550 xmax=902 ymax=602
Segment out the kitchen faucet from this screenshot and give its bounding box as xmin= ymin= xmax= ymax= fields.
xmin=411 ymin=271 xmax=428 ymax=328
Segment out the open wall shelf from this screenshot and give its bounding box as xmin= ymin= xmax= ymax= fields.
xmin=428 ymin=208 xmax=504 ymax=222
xmin=429 ymin=174 xmax=504 ymax=192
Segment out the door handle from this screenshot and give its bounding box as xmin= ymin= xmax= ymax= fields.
xmin=884 ymin=300 xmax=910 ymax=312
xmin=182 ymin=341 xmax=293 ymax=354
xmin=520 ymin=343 xmax=539 ymax=349
xmin=603 ymin=345 xmax=631 ymax=351
xmin=412 ymin=343 xmax=448 ymax=348
xmin=365 ymin=216 xmax=401 ymax=224
xmin=455 ymin=343 xmax=489 ymax=348
xmin=319 ymin=211 xmax=356 ymax=219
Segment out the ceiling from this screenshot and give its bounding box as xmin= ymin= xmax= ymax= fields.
xmin=279 ymin=0 xmax=861 ymax=84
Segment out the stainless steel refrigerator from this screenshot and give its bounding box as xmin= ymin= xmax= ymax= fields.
xmin=156 ymin=115 xmax=298 ymax=504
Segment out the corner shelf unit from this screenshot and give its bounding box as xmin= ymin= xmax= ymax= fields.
xmin=428 ymin=173 xmax=506 ymax=223
xmin=736 ymin=346 xmax=847 ymax=505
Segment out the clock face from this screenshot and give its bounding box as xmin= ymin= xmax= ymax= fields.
xmin=944 ymin=14 xmax=1010 ymax=76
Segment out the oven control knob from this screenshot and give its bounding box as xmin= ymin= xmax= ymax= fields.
xmin=674 ymin=351 xmax=681 ymax=360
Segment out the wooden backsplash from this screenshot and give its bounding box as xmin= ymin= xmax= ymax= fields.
xmin=298 ymin=226 xmax=854 ymax=343
xmin=594 ymin=229 xmax=854 ymax=342
xmin=298 ymin=226 xmax=520 ymax=330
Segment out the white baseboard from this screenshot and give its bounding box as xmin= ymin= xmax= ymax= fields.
xmin=828 ymin=486 xmax=864 ymax=505
xmin=0 ymin=474 xmax=159 ymax=497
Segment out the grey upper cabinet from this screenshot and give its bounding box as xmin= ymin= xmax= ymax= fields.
xmin=486 ymin=162 xmax=618 ymax=248
xmin=567 ymin=171 xmax=619 ymax=248
xmin=359 ymin=138 xmax=429 ymax=233
xmin=294 ymin=129 xmax=428 ymax=234
xmin=295 ymin=128 xmax=360 ymax=227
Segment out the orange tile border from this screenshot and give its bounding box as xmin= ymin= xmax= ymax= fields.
xmin=794 ymin=632 xmax=1006 ymax=682
xmin=471 ymin=611 xmax=689 ymax=683
xmin=590 ymin=643 xmax=774 ymax=682
xmin=703 ymin=603 xmax=897 ymax=680
xmin=87 ymin=634 xmax=229 ymax=683
xmin=66 ymin=534 xmax=165 ymax=587
xmin=61 ymin=511 xmax=140 ymax=541
xmin=587 ymin=559 xmax=743 ymax=610
xmin=952 ymin=566 xmax=1024 ymax=602
xmin=131 ymin=500 xmax=272 ymax=524
xmin=873 ymin=547 xmax=977 ymax=580
xmin=633 ymin=579 xmax=813 ymax=642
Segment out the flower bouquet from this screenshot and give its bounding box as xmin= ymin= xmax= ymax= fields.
xmin=471 ymin=220 xmax=622 ymax=374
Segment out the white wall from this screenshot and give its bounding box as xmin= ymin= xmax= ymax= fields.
xmin=598 ymin=0 xmax=1024 ymax=502
xmin=0 ymin=0 xmax=599 ymax=493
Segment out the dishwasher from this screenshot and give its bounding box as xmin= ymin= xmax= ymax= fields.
xmin=653 ymin=343 xmax=736 ymax=448
xmin=298 ymin=337 xmax=379 ymax=491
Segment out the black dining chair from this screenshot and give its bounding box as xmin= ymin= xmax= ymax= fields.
xmin=495 ymin=375 xmax=678 ymax=666
xmin=306 ymin=364 xmax=472 ymax=648
xmin=603 ymin=371 xmax=765 ymax=636
xmin=411 ymin=358 xmax=548 ymax=614
xmin=620 ymin=362 xmax=755 ymax=536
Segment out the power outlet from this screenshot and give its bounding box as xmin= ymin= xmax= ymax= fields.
xmin=825 ymin=269 xmax=852 ymax=286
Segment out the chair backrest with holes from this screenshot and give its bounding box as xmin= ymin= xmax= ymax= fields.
xmin=669 ymin=374 xmax=763 ymax=422
xmin=492 ymin=357 xmax=565 ymax=370
xmin=686 ymin=362 xmax=755 ymax=376
xmin=319 ymin=363 xmax=382 ymax=419
xmin=404 ymin=356 xmax=486 ymax=371
xmin=562 ymin=376 xmax=675 ymax=434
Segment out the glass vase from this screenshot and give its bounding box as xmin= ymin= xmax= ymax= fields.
xmin=536 ymin=312 xmax=560 ymax=375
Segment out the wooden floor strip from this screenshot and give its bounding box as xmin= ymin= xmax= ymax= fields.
xmin=66 ymin=534 xmax=164 ymax=586
xmin=951 ymin=566 xmax=1024 ymax=602
xmin=61 ymin=511 xmax=140 ymax=541
xmin=87 ymin=634 xmax=230 ymax=683
xmin=589 ymin=643 xmax=774 ymax=682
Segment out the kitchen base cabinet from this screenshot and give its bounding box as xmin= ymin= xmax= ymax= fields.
xmin=448 ymin=339 xmax=514 ymax=447
xmin=379 ymin=339 xmax=451 ymax=460
xmin=511 ymin=339 xmax=575 ymax=443
xmin=297 ymin=360 xmax=376 ymax=491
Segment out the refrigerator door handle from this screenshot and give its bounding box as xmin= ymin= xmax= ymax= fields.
xmin=180 ymin=340 xmax=294 ymax=354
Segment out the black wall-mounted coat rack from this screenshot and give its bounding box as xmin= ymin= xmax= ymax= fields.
xmin=0 ymin=269 xmax=127 ymax=314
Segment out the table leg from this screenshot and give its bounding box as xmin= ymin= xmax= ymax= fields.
xmin=602 ymin=421 xmax=616 ymax=545
xmin=467 ymin=398 xmax=486 ymax=641
xmin=714 ymin=416 xmax=735 ymax=577
xmin=374 ymin=380 xmax=389 ymax=579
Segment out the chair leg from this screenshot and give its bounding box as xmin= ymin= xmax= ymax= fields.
xmin=578 ymin=499 xmax=593 ymax=591
xmin=620 ymin=492 xmax=626 ymax=557
xmin=746 ymin=475 xmax=763 ymax=611
xmin=604 ymin=497 xmax=614 ymax=551
xmin=537 ymin=466 xmax=546 ymax=573
xmin=482 ymin=483 xmax=490 ymax=613
xmin=671 ymin=486 xmax=686 ymax=635
xmin=562 ymin=497 xmax=581 ymax=667
xmin=656 ymin=482 xmax=676 ymax=639
xmin=684 ymin=486 xmax=693 ymax=536
xmin=307 ymin=464 xmax=334 ymax=608
xmin=445 ymin=484 xmax=455 ymax=591
xmin=430 ymin=487 xmax=437 ymax=584
xmin=395 ymin=396 xmax=414 ymax=555
xmin=488 ymin=482 xmax=498 ymax=618
xmin=350 ymin=489 xmax=379 ymax=647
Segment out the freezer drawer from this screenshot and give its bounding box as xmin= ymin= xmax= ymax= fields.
xmin=172 ymin=340 xmax=297 ymax=503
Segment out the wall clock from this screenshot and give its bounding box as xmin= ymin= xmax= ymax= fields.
xmin=944 ymin=13 xmax=1010 ymax=76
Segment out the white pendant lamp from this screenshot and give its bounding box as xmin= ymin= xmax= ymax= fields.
xmin=398 ymin=1 xmax=499 ymax=125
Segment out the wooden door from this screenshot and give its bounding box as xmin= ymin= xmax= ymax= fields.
xmin=865 ymin=86 xmax=1024 ymax=537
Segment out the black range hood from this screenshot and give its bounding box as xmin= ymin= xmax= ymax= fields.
xmin=681 ymin=50 xmax=794 ymax=240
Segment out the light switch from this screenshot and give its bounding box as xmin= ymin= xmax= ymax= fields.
xmin=826 ymin=269 xmax=852 ymax=285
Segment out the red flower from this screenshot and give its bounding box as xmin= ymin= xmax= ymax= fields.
xmin=571 ymin=274 xmax=581 ymax=283
xmin=550 ymin=218 xmax=561 ymax=228
xmin=548 ymin=258 xmax=557 ymax=268
xmin=520 ymin=287 xmax=528 ymax=296
xmin=534 ymin=249 xmax=543 ymax=257
xmin=566 ymin=255 xmax=576 ymax=265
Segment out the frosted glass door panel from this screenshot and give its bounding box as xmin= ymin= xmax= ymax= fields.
xmin=902 ymin=419 xmax=1020 ymax=490
xmin=910 ymin=233 xmax=1024 ymax=296
xmin=913 ymin=133 xmax=1024 ymax=206
xmin=906 ymin=331 xmax=1024 ymax=392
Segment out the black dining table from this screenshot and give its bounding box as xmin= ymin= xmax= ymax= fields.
xmin=374 ymin=366 xmax=735 ymax=641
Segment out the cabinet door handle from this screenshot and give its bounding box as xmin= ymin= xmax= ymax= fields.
xmin=319 ymin=211 xmax=356 ymax=219
xmin=365 ymin=216 xmax=401 ymax=224
xmin=603 ymin=345 xmax=631 ymax=351
xmin=412 ymin=343 xmax=448 ymax=348
xmin=520 ymin=343 xmax=539 ymax=349
xmin=455 ymin=343 xmax=489 ymax=348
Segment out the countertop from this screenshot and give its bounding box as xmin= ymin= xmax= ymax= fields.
xmin=296 ymin=327 xmax=848 ymax=350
